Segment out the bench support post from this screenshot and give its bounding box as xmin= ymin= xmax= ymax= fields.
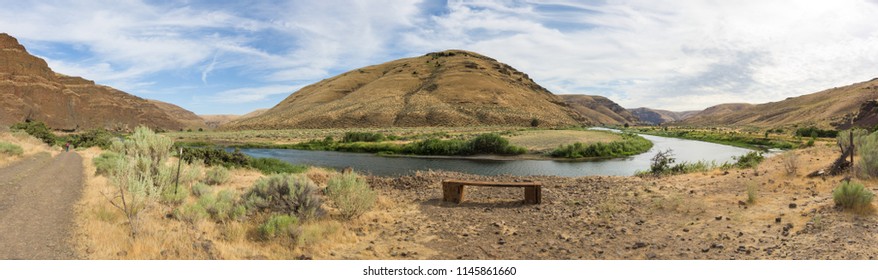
xmin=442 ymin=183 xmax=465 ymax=203
xmin=524 ymin=186 xmax=541 ymax=204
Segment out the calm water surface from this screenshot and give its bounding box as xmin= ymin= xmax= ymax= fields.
xmin=240 ymin=130 xmax=753 ymax=177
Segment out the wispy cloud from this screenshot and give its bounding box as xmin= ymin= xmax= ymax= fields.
xmin=2 ymin=0 xmax=878 ymax=114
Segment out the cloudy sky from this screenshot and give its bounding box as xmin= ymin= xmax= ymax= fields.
xmin=2 ymin=0 xmax=878 ymax=115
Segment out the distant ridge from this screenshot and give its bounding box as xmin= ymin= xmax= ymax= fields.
xmin=561 ymin=95 xmax=640 ymax=125
xmin=0 ymin=33 xmax=194 ymax=131
xmin=678 ymin=78 xmax=878 ymax=128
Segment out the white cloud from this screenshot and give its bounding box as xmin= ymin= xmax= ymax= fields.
xmin=3 ymin=0 xmax=878 ymax=114
xmin=209 ymin=84 xmax=302 ymax=104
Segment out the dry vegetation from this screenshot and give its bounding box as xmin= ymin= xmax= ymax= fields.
xmin=0 ymin=127 xmax=57 ymax=167
xmin=74 ymin=141 xmax=415 ymax=259
xmin=506 ymin=130 xmax=621 ymax=152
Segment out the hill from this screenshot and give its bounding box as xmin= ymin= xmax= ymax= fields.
xmin=560 ymin=95 xmax=640 ymax=125
xmin=147 ymin=100 xmax=205 ymax=129
xmin=0 ymin=33 xmax=190 ymax=131
xmin=679 ymin=78 xmax=878 ymax=128
xmin=201 ymin=109 xmax=268 ymax=129
xmin=629 ymin=108 xmax=699 ymax=125
xmin=223 ymin=50 xmax=591 ymax=129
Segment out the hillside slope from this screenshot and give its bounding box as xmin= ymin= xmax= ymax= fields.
xmin=679 ymin=79 xmax=878 ymax=128
xmin=224 ymin=50 xmax=591 ymax=129
xmin=560 ymin=95 xmax=640 ymax=125
xmin=629 ymin=108 xmax=699 ymax=125
xmin=0 ymin=33 xmax=189 ymax=131
xmin=148 ymin=99 xmax=205 ymax=129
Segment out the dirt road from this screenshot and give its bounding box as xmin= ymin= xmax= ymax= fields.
xmin=0 ymin=152 xmax=83 ymax=259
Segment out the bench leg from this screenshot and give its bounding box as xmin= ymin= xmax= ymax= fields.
xmin=524 ymin=186 xmax=541 ymax=204
xmin=442 ymin=183 xmax=465 ymax=203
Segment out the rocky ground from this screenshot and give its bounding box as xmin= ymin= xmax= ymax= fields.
xmin=325 ymin=145 xmax=877 ymax=260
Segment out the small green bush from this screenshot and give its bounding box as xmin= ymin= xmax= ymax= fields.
xmin=92 ymin=151 xmax=122 ymax=176
xmin=174 ymin=203 xmax=208 ymax=223
xmin=0 ymin=141 xmax=24 ymax=156
xmin=325 ymin=172 xmax=376 ymax=219
xmin=244 ymin=174 xmax=322 ymax=221
xmin=733 ymin=151 xmax=764 ymax=168
xmin=342 ymin=132 xmax=386 ymax=143
xmin=191 ymin=182 xmax=212 ymax=197
xmin=855 ymin=131 xmax=878 ymax=178
xmin=180 ymin=147 xmax=249 ymax=168
xmin=248 ymin=157 xmax=307 ymax=174
xmin=161 ymin=181 xmax=190 ymax=204
xmin=833 ymin=181 xmax=874 ymax=211
xmin=204 ymin=166 xmax=230 ymax=185
xmin=197 ymin=190 xmax=245 ymax=222
xmin=258 ymin=214 xmax=299 ymax=240
xmin=11 ymin=121 xmax=56 ymax=145
xmin=795 ymin=127 xmax=837 ymax=138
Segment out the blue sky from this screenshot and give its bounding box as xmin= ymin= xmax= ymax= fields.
xmin=2 ymin=0 xmax=878 ymax=115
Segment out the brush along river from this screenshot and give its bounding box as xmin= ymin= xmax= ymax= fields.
xmin=238 ymin=129 xmax=754 ymax=177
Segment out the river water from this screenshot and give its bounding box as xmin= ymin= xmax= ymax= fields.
xmin=239 ymin=130 xmax=753 ymax=177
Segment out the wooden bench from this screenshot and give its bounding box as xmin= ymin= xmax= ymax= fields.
xmin=441 ymin=180 xmax=542 ymax=204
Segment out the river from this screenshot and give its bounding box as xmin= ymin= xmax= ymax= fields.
xmin=239 ymin=130 xmax=754 ymax=177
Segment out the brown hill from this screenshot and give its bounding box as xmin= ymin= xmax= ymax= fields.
xmin=201 ymin=108 xmax=268 ymax=129
xmin=629 ymin=108 xmax=699 ymax=125
xmin=223 ymin=50 xmax=588 ymax=130
xmin=0 ymin=33 xmax=188 ymax=131
xmin=679 ymin=78 xmax=878 ymax=128
xmin=560 ymin=94 xmax=639 ymax=125
xmin=147 ymin=99 xmax=205 ymax=129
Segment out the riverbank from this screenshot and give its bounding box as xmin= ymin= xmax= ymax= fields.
xmin=626 ymin=126 xmax=803 ymax=150
xmin=341 ymin=144 xmax=877 ymax=259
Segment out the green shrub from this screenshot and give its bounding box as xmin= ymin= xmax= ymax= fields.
xmin=342 ymin=132 xmax=386 ymax=143
xmin=795 ymin=127 xmax=837 ymax=138
xmin=258 ymin=214 xmax=299 ymax=240
xmin=244 ymin=174 xmax=322 ymax=221
xmin=248 ymin=157 xmax=307 ymax=174
xmin=204 ymin=166 xmax=230 ymax=185
xmin=61 ymin=128 xmax=115 ymax=149
xmin=11 ymin=121 xmax=56 ymax=145
xmin=180 ymin=147 xmax=249 ymax=168
xmin=733 ymin=151 xmax=764 ymax=168
xmin=832 ymin=181 xmax=874 ymax=211
xmin=0 ymin=141 xmax=23 ymax=156
xmin=93 ymin=151 xmax=122 ymax=176
xmin=325 ymin=172 xmax=376 ymax=219
xmin=174 ymin=203 xmax=209 ymax=224
xmin=191 ymin=182 xmax=212 ymax=197
xmin=197 ymin=190 xmax=245 ymax=222
xmin=551 ymin=133 xmax=652 ymax=159
xmin=854 ymin=131 xmax=878 ymax=178
xmin=161 ymin=180 xmax=190 ymax=204
xmin=405 ymin=138 xmax=470 ymax=155
xmin=402 ymin=133 xmax=526 ymax=156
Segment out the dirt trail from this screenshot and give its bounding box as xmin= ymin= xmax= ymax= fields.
xmin=0 ymin=152 xmax=83 ymax=259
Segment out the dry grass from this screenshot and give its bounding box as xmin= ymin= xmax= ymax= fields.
xmin=0 ymin=130 xmax=57 ymax=167
xmin=74 ymin=149 xmax=393 ymax=259
xmin=507 ymin=130 xmax=621 ymax=151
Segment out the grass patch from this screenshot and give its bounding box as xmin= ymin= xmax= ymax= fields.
xmin=746 ymin=183 xmax=758 ymax=205
xmin=0 ymin=141 xmax=23 ymax=156
xmin=248 ymin=158 xmax=308 ymax=174
xmin=258 ymin=214 xmax=299 ymax=240
xmin=631 ymin=127 xmax=797 ymax=150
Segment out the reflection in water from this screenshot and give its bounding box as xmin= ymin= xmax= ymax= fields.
xmin=240 ymin=133 xmax=753 ymax=177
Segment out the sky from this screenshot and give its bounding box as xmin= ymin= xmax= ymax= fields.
xmin=2 ymin=0 xmax=878 ymax=115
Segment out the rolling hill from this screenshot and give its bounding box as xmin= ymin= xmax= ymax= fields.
xmin=628 ymin=108 xmax=699 ymax=125
xmin=0 ymin=33 xmax=193 ymax=131
xmin=560 ymin=95 xmax=640 ymax=125
xmin=679 ymin=78 xmax=878 ymax=128
xmin=223 ymin=50 xmax=597 ymax=129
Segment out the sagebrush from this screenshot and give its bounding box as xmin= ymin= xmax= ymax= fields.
xmin=325 ymin=172 xmax=376 ymax=219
